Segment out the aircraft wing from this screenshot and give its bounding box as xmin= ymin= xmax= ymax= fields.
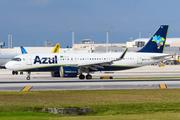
xmin=77 ymin=60 xmax=113 ymax=70
xmin=151 ymin=54 xmax=172 ymax=60
xmin=77 ymin=48 xmax=128 ymax=71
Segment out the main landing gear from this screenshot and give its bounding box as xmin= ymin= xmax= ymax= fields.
xmin=26 ymin=72 xmax=31 ymax=80
xmin=79 ymin=74 xmax=92 ymax=80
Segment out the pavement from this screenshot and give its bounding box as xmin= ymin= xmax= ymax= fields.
xmin=0 ymin=65 xmax=180 ymax=91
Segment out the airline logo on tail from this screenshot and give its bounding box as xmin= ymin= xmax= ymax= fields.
xmin=138 ymin=25 xmax=169 ymax=53
xmin=152 ymin=35 xmax=165 ymax=49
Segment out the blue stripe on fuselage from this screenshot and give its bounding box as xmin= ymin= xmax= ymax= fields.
xmin=94 ymin=66 xmax=138 ymax=72
xmin=19 ymin=66 xmax=60 ymax=72
xmin=19 ymin=65 xmax=139 ymax=72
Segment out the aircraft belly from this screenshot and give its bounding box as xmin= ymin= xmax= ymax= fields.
xmin=90 ymin=66 xmax=138 ymax=72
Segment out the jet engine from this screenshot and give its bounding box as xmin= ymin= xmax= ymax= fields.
xmin=59 ymin=66 xmax=78 ymax=77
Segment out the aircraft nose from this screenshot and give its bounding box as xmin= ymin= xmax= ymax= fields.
xmin=5 ymin=62 xmax=13 ymax=70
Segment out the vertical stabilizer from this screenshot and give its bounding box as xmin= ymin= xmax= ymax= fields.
xmin=52 ymin=43 xmax=60 ymax=53
xmin=138 ymin=25 xmax=169 ymax=53
xmin=20 ymin=46 xmax=27 ymax=54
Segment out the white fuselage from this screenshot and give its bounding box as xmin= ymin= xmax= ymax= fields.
xmin=5 ymin=52 xmax=171 ymax=72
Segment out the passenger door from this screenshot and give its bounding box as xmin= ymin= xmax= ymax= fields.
xmin=27 ymin=55 xmax=32 ymax=65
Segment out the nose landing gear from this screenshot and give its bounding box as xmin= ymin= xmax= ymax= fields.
xmin=26 ymin=72 xmax=31 ymax=80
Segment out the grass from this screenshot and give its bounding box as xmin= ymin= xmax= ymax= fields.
xmin=2 ymin=112 xmax=180 ymax=120
xmin=1 ymin=89 xmax=180 ymax=119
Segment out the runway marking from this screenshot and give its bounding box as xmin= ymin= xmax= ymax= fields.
xmin=100 ymin=77 xmax=113 ymax=79
xmin=21 ymin=86 xmax=32 ymax=91
xmin=159 ymin=84 xmax=167 ymax=89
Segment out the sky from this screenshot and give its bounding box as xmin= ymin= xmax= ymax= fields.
xmin=0 ymin=0 xmax=180 ymax=48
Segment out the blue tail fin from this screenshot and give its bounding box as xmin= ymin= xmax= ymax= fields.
xmin=20 ymin=46 xmax=27 ymax=54
xmin=138 ymin=25 xmax=169 ymax=53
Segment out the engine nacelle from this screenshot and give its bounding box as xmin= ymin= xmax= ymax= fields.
xmin=60 ymin=66 xmax=78 ymax=77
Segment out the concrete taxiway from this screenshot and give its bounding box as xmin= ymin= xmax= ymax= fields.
xmin=0 ymin=65 xmax=180 ymax=91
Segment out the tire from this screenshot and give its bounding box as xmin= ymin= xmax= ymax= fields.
xmin=86 ymin=74 xmax=92 ymax=79
xmin=79 ymin=74 xmax=85 ymax=79
xmin=26 ymin=76 xmax=30 ymax=80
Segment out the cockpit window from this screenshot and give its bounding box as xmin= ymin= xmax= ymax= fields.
xmin=12 ymin=58 xmax=21 ymax=61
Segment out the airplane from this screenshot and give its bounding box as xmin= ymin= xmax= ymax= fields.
xmin=0 ymin=53 xmax=19 ymax=69
xmin=0 ymin=43 xmax=60 ymax=75
xmin=0 ymin=47 xmax=27 ymax=75
xmin=0 ymin=46 xmax=28 ymax=70
xmin=5 ymin=25 xmax=171 ymax=80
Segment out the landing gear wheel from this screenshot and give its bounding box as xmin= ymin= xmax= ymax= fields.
xmin=12 ymin=71 xmax=18 ymax=75
xmin=12 ymin=71 xmax=15 ymax=75
xmin=79 ymin=74 xmax=85 ymax=79
xmin=26 ymin=72 xmax=31 ymax=80
xmin=26 ymin=76 xmax=30 ymax=80
xmin=86 ymin=74 xmax=92 ymax=79
xmin=20 ymin=72 xmax=23 ymax=75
